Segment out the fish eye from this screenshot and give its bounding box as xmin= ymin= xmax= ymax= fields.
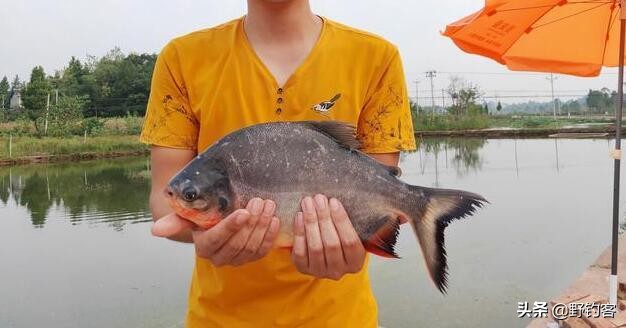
xmin=218 ymin=196 xmax=229 ymax=211
xmin=182 ymin=187 xmax=198 ymax=202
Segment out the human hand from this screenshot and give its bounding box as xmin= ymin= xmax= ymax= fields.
xmin=152 ymin=198 xmax=280 ymax=266
xmin=291 ymin=195 xmax=366 ymax=280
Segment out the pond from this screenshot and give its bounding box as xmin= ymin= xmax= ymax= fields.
xmin=0 ymin=138 xmax=622 ymax=328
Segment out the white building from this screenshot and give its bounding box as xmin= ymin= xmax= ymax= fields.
xmin=9 ymin=88 xmax=22 ymax=110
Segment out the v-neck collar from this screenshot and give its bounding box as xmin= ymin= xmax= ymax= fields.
xmin=238 ymin=15 xmax=328 ymax=89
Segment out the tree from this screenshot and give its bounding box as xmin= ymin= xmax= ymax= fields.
xmin=586 ymin=88 xmax=614 ymax=113
xmin=60 ymin=57 xmax=91 ymax=97
xmin=9 ymin=75 xmax=22 ymax=98
xmin=47 ymin=95 xmax=86 ymax=136
xmin=496 ymin=101 xmax=502 ymax=112
xmin=446 ymin=76 xmax=484 ymax=115
xmin=0 ymin=76 xmax=8 ymax=109
xmin=21 ymin=66 xmax=52 ymax=134
xmin=88 ymin=50 xmax=156 ymax=117
xmin=562 ymin=99 xmax=582 ymax=114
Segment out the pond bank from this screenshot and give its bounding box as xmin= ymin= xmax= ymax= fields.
xmin=0 ymin=149 xmax=149 ymax=167
xmin=0 ymin=135 xmax=148 ymax=167
xmin=417 ymin=126 xmax=624 ymax=138
xmin=527 ymin=234 xmax=626 ymax=328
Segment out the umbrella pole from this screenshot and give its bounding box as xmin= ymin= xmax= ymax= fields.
xmin=610 ymin=5 xmax=626 ymax=306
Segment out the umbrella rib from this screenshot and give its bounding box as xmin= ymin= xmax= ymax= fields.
xmin=497 ymin=1 xmax=611 ymax=13
xmin=601 ymin=3 xmax=619 ymax=64
xmin=531 ymin=2 xmax=612 ymax=30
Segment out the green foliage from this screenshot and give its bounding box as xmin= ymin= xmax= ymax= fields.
xmin=13 ymin=49 xmax=156 ymax=122
xmin=412 ymin=112 xmax=490 ymax=131
xmin=446 ymin=76 xmax=484 ymax=115
xmin=82 ymin=117 xmax=105 ymax=135
xmin=0 ymin=135 xmax=147 ymax=160
xmin=47 ymin=96 xmax=86 ymax=137
xmin=86 ymin=49 xmax=156 ymax=117
xmin=0 ymin=76 xmax=8 ymax=109
xmin=10 ymin=75 xmax=22 ymax=93
xmin=561 ymin=99 xmax=582 ymax=114
xmin=21 ymin=66 xmax=52 ymax=134
xmin=0 ymin=119 xmax=36 ymax=136
xmin=123 ymin=113 xmax=143 ymax=135
xmin=586 ymin=88 xmax=615 ymax=114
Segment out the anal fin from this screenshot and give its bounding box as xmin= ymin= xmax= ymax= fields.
xmin=363 ymin=216 xmax=401 ymax=259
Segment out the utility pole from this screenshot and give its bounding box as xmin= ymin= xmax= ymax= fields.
xmin=426 ymin=70 xmax=436 ymax=114
xmin=55 ymin=89 xmax=58 ymax=105
xmin=441 ymin=89 xmax=446 ymax=109
xmin=414 ymin=79 xmax=420 ymax=108
xmin=547 ymin=73 xmax=558 ymax=119
xmin=44 ymin=93 xmax=50 ymax=135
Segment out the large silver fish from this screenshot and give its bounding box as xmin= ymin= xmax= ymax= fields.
xmin=165 ymin=121 xmax=486 ymax=292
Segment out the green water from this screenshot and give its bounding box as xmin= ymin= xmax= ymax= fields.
xmin=0 ymin=138 xmax=622 ymax=327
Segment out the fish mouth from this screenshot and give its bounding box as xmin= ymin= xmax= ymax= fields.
xmin=165 ymin=189 xmax=222 ymax=229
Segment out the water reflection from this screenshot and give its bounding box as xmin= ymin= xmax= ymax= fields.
xmin=415 ymin=138 xmax=486 ymax=184
xmin=0 ymin=157 xmax=151 ymax=230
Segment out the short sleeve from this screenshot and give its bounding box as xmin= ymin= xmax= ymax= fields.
xmin=140 ymin=41 xmax=199 ymax=150
xmin=357 ymin=48 xmax=416 ymax=153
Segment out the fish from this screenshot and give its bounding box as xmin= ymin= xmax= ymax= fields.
xmin=164 ymin=121 xmax=487 ymax=292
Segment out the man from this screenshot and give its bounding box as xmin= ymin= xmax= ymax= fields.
xmin=140 ymin=0 xmax=416 ymax=326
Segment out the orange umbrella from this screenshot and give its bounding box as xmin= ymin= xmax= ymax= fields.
xmin=443 ymin=0 xmax=625 ymax=77
xmin=444 ymin=0 xmax=626 ymax=305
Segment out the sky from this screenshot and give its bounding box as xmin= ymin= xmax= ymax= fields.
xmin=0 ymin=0 xmax=622 ymax=104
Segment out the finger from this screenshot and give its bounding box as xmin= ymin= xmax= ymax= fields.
xmin=231 ymin=199 xmax=274 ymax=264
xmin=291 ymin=212 xmax=309 ymax=271
xmin=256 ymin=216 xmax=280 ymax=257
xmin=302 ymin=197 xmax=325 ymax=274
xmin=314 ymin=194 xmax=344 ymax=275
xmin=213 ymin=199 xmax=263 ymax=265
xmin=329 ymin=198 xmax=365 ymax=272
xmin=152 ymin=213 xmax=195 ymax=238
xmin=195 ymin=209 xmax=250 ymax=255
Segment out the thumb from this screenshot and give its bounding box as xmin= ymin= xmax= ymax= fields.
xmin=152 ymin=213 xmax=195 ymax=238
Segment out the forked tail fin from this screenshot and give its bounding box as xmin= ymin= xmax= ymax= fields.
xmin=405 ymin=186 xmax=487 ymax=293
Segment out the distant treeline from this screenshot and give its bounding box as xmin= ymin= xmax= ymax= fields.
xmin=496 ymin=88 xmax=619 ymax=115
xmin=0 ymin=48 xmax=156 ymax=118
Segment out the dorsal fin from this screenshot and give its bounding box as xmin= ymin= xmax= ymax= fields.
xmin=305 ymin=121 xmax=361 ymax=150
xmin=384 ymin=165 xmax=402 ymax=177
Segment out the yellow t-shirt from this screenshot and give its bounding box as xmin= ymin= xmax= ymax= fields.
xmin=141 ymin=16 xmax=416 ymax=328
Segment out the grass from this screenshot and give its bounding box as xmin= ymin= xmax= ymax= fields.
xmin=412 ymin=114 xmax=491 ymax=131
xmin=0 ymin=135 xmax=148 ymax=161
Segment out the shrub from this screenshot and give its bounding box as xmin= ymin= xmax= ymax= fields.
xmin=82 ymin=117 xmax=105 ymax=136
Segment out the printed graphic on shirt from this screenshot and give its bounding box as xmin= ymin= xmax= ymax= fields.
xmin=358 ymin=85 xmax=406 ymax=150
xmin=312 ymin=93 xmax=341 ymax=114
xmin=141 ymin=93 xmax=199 ymax=149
